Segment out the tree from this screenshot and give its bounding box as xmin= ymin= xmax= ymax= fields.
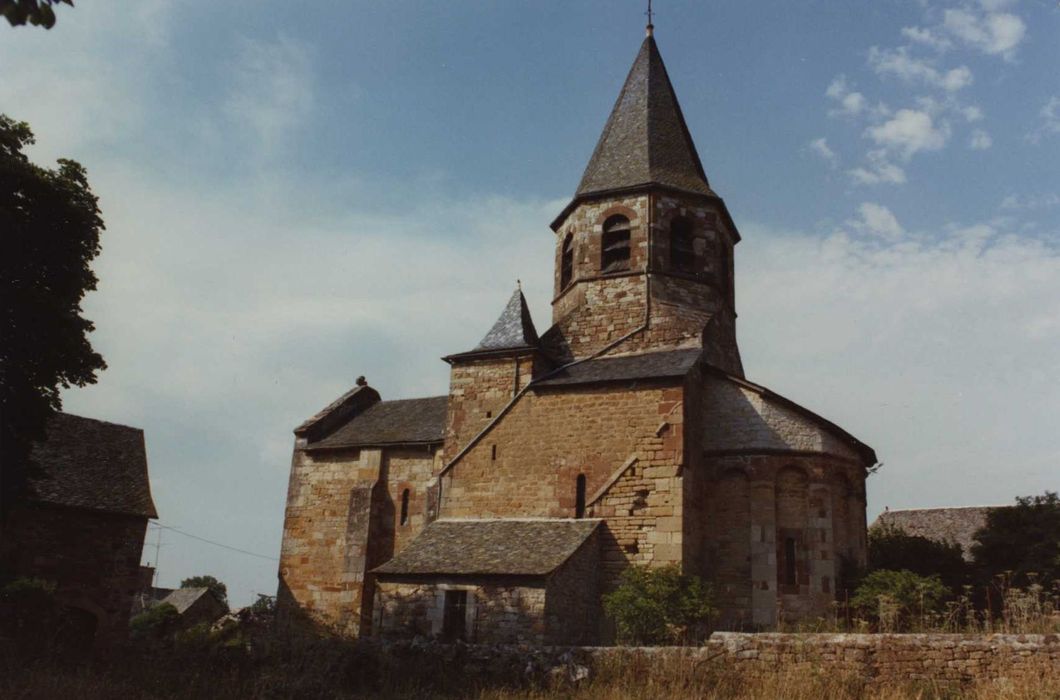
xmin=868 ymin=522 xmax=968 ymax=593
xmin=603 ymin=564 xmax=715 ymax=645
xmin=972 ymin=491 xmax=1060 ymax=588
xmin=181 ymin=575 xmax=228 ymax=606
xmin=1 ymin=0 xmax=71 ymax=29
xmin=0 ymin=115 xmax=106 ymax=522
xmin=850 ymin=569 xmax=948 ymax=632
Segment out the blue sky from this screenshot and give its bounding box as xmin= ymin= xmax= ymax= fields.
xmin=3 ymin=0 xmax=1058 ymax=606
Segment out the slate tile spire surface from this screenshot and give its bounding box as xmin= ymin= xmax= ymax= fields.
xmin=575 ymin=34 xmax=715 ymax=200
xmin=472 ymin=287 xmax=539 ymax=352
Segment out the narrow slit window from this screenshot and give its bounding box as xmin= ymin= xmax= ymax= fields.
xmin=491 ymin=444 xmax=497 ymax=461
xmin=560 ymin=233 xmax=574 ymax=289
xmin=575 ymin=474 xmax=587 ymax=519
xmin=400 ymin=488 xmax=410 ymax=526
xmin=671 ymin=216 xmax=695 ymax=274
xmin=601 ymin=215 xmax=631 ymax=273
xmin=783 ymin=537 xmax=797 ymax=586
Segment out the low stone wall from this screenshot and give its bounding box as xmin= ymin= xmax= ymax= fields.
xmin=362 ymin=632 xmax=1059 ymax=688
xmin=703 ymin=632 xmax=1059 ymax=683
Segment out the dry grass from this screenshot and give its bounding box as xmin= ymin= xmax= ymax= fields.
xmin=3 ymin=646 xmax=1059 ymax=700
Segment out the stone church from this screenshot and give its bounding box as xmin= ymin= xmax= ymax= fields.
xmin=278 ymin=26 xmax=876 ymax=644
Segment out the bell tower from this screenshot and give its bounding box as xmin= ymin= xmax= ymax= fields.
xmin=543 ymin=27 xmax=743 ymax=377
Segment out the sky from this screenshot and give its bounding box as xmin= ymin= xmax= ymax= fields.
xmin=2 ymin=0 xmax=1058 ymax=607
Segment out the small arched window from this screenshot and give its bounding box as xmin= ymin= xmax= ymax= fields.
xmin=400 ymin=488 xmax=410 ymax=526
xmin=719 ymin=244 xmax=732 ymax=300
xmin=575 ymin=474 xmax=587 ymax=519
xmin=601 ymin=215 xmax=631 ymax=273
xmin=671 ymin=217 xmax=695 ymax=274
xmin=560 ymin=233 xmax=574 ymax=289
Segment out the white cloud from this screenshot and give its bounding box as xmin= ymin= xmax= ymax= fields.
xmin=809 ymin=137 xmax=839 ymax=167
xmin=739 ymin=218 xmax=1060 ymax=514
xmin=867 ymin=109 xmax=951 ymax=160
xmin=1001 ymin=193 xmax=1060 ymax=211
xmin=962 ymin=105 xmax=984 ymax=123
xmin=1028 ymin=96 xmax=1060 ymax=143
xmin=868 ymin=47 xmax=972 ymax=92
xmin=969 ymin=128 xmax=992 ymax=150
xmin=901 ymin=26 xmax=953 ymax=51
xmin=847 ymin=202 xmax=906 ymax=240
xmin=943 ymin=8 xmax=1026 ymax=59
xmin=826 ymin=75 xmax=868 ymax=117
xmin=848 ymin=150 xmax=907 ymax=186
xmin=222 ymin=36 xmax=315 ymax=157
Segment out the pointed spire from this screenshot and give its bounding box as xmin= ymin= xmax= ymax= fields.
xmin=574 ymin=34 xmax=713 ymax=200
xmin=474 ymin=287 xmax=538 ymax=352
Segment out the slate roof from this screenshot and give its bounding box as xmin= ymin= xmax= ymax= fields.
xmin=712 ymin=369 xmax=878 ymax=467
xmin=307 ymin=395 xmax=448 ymax=449
xmin=872 ymin=507 xmax=1001 ymax=560
xmin=373 ymin=519 xmax=602 ymax=577
xmin=158 ymin=587 xmax=218 ymax=615
xmin=444 ymin=288 xmax=539 ymax=361
xmin=575 ymin=35 xmax=714 ymax=200
xmin=27 ymin=412 xmax=157 ymax=519
xmin=533 ymin=347 xmax=701 ymax=388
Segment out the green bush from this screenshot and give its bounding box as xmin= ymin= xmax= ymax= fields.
xmin=850 ymin=569 xmax=948 ymax=631
xmin=603 ymin=564 xmax=714 ymax=645
xmin=972 ymin=491 xmax=1060 ymax=588
xmin=868 ymin=523 xmax=968 ymax=593
xmin=130 ymin=602 xmax=179 ymax=641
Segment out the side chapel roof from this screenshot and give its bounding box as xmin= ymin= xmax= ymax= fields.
xmin=27 ymin=412 xmax=158 ymax=519
xmin=373 ymin=518 xmax=602 ymax=577
xmin=305 ymin=395 xmax=448 ymax=450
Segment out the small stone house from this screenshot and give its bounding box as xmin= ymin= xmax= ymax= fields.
xmin=872 ymin=507 xmax=1001 ymax=561
xmin=0 ymin=412 xmax=157 ymax=648
xmin=157 ymin=587 xmax=228 ymax=629
xmin=373 ymin=519 xmax=601 ymax=645
xmin=278 ymin=26 xmax=877 ymax=642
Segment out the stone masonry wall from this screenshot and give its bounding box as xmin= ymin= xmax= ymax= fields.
xmin=683 ymin=365 xmax=868 ymax=629
xmin=374 ymin=578 xmax=548 ymax=645
xmin=444 ymin=355 xmax=536 ymax=464
xmin=1 ymin=503 xmax=147 ymax=649
xmin=544 ymin=193 xmax=741 ymax=370
xmin=279 ymin=443 xmax=440 ymax=637
xmin=279 ymin=445 xmax=376 ymax=635
xmin=544 ymin=531 xmax=600 ymax=645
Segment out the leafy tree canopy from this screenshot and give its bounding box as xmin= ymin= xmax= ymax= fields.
xmin=868 ymin=522 xmax=968 ymax=592
xmin=603 ymin=564 xmax=715 ymax=645
xmin=0 ymin=115 xmax=106 ymax=518
xmin=1 ymin=0 xmax=70 ymax=29
xmin=180 ymin=575 xmax=228 ymax=605
xmin=972 ymin=491 xmax=1060 ymax=588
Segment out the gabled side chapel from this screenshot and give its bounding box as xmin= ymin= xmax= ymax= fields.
xmin=278 ymin=25 xmax=876 ymax=644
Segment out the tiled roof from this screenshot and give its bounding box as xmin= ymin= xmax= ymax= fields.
xmin=373 ymin=519 xmax=601 ymax=576
xmin=27 ymin=412 xmax=157 ymax=518
xmin=533 ymin=347 xmax=701 ymax=388
xmin=445 ymin=288 xmax=539 ymax=361
xmin=159 ymin=587 xmax=217 ymax=615
xmin=872 ymin=507 xmax=1001 ymax=560
xmin=474 ymin=288 xmax=539 ymax=352
xmin=307 ymin=395 xmax=448 ymax=449
xmin=575 ymin=35 xmax=714 ymax=200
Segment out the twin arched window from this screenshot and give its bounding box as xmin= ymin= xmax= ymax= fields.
xmin=671 ymin=216 xmax=695 ymax=274
xmin=601 ymin=215 xmax=631 ymax=273
xmin=560 ymin=233 xmax=574 ymax=289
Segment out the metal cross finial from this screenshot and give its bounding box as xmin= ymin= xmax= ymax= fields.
xmin=646 ymin=0 xmax=655 ymax=35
